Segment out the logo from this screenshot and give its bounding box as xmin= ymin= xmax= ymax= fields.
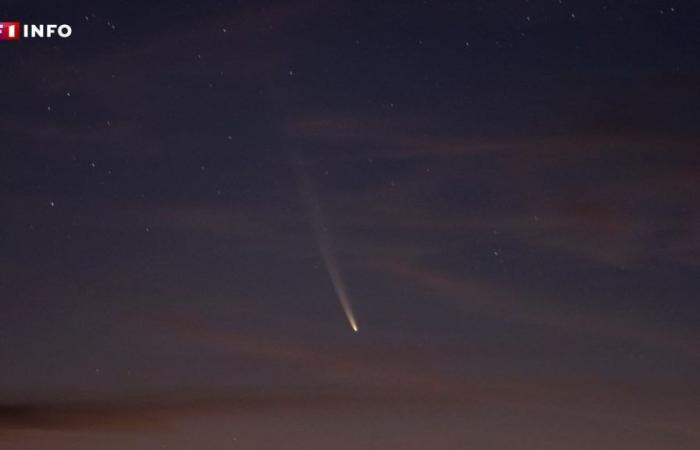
xmin=0 ymin=22 xmax=20 ymax=40
xmin=0 ymin=22 xmax=72 ymax=40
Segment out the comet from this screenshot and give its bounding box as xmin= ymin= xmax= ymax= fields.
xmin=292 ymin=154 xmax=359 ymax=332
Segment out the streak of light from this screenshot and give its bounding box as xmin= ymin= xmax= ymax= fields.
xmin=292 ymin=155 xmax=359 ymax=332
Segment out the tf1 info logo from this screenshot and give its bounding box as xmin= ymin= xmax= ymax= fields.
xmin=0 ymin=22 xmax=72 ymax=41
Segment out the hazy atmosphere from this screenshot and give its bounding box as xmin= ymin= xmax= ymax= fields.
xmin=1 ymin=1 xmax=699 ymax=448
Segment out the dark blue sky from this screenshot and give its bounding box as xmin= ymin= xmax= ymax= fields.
xmin=1 ymin=1 xmax=699 ymax=448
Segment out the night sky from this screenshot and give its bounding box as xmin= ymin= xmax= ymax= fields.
xmin=2 ymin=1 xmax=700 ymax=448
